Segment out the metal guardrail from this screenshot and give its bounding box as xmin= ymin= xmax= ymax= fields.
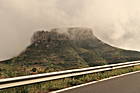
xmin=1 ymin=61 xmax=140 ymax=90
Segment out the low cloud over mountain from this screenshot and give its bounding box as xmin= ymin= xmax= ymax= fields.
xmin=1 ymin=0 xmax=140 ymax=60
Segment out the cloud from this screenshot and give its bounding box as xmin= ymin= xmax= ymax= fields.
xmin=0 ymin=0 xmax=140 ymax=60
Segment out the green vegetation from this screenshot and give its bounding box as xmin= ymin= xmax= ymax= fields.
xmin=0 ymin=63 xmax=47 ymax=78
xmin=1 ymin=28 xmax=140 ymax=92
xmin=1 ymin=65 xmax=140 ymax=93
xmin=1 ymin=28 xmax=140 ymax=78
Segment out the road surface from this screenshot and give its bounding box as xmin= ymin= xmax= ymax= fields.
xmin=60 ymin=72 xmax=140 ymax=93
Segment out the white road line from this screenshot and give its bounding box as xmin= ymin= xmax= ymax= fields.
xmin=50 ymin=70 xmax=140 ymax=93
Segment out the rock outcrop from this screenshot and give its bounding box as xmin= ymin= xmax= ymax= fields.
xmin=31 ymin=27 xmax=96 ymax=43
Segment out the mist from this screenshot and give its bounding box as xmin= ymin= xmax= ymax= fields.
xmin=1 ymin=0 xmax=140 ymax=60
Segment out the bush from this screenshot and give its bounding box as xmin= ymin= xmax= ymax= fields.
xmin=31 ymin=68 xmax=37 ymax=72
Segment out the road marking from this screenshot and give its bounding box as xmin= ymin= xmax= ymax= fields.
xmin=50 ymin=70 xmax=140 ymax=93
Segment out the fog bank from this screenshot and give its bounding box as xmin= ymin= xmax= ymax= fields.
xmin=1 ymin=0 xmax=140 ymax=60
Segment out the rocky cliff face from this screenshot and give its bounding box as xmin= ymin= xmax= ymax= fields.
xmin=31 ymin=27 xmax=96 ymax=43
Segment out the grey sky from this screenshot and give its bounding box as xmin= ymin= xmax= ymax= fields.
xmin=1 ymin=0 xmax=140 ymax=60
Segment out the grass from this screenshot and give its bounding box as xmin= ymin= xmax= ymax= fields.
xmin=0 ymin=63 xmax=49 ymax=79
xmin=1 ymin=65 xmax=140 ymax=93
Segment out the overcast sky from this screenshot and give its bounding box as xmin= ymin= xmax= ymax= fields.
xmin=1 ymin=0 xmax=140 ymax=60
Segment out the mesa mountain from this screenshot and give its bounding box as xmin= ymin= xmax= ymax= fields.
xmin=3 ymin=27 xmax=140 ymax=70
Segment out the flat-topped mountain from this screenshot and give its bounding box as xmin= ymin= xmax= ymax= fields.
xmin=5 ymin=27 xmax=140 ymax=71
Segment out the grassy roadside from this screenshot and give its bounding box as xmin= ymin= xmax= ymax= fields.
xmin=1 ymin=65 xmax=140 ymax=93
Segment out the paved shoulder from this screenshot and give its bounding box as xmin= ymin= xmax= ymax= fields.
xmin=60 ymin=72 xmax=140 ymax=93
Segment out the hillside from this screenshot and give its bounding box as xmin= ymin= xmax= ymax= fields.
xmin=6 ymin=27 xmax=140 ymax=71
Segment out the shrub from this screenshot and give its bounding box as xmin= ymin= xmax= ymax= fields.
xmin=31 ymin=68 xmax=37 ymax=72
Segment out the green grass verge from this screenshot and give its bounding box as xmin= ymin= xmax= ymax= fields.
xmin=1 ymin=65 xmax=140 ymax=93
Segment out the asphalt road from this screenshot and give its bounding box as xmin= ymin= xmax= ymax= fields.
xmin=60 ymin=72 xmax=140 ymax=93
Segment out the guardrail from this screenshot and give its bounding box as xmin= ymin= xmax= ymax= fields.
xmin=1 ymin=61 xmax=140 ymax=90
